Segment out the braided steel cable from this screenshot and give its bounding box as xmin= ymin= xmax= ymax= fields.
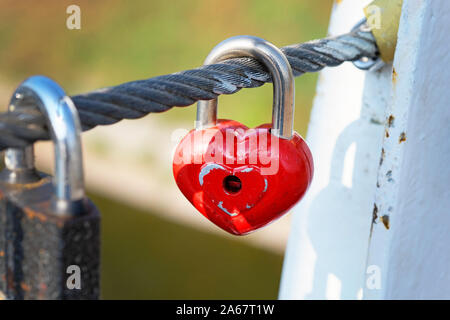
xmin=0 ymin=26 xmax=378 ymax=150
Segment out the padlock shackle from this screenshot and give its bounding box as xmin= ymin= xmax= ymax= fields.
xmin=196 ymin=35 xmax=295 ymax=139
xmin=8 ymin=76 xmax=85 ymax=214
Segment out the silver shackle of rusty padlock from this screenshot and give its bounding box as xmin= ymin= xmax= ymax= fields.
xmin=4 ymin=75 xmax=85 ymax=215
xmin=196 ymin=35 xmax=295 ymax=139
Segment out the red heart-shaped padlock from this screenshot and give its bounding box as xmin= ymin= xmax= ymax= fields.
xmin=173 ymin=35 xmax=314 ymax=235
xmin=173 ymin=120 xmax=313 ymax=235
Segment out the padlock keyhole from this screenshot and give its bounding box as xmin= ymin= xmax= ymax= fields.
xmin=223 ymin=175 xmax=242 ymax=194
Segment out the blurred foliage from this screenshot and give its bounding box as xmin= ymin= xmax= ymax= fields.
xmin=0 ymin=0 xmax=333 ymax=299
xmin=0 ymin=0 xmax=333 ymax=135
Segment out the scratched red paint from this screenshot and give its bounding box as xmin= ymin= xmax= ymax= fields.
xmin=173 ymin=119 xmax=313 ymax=235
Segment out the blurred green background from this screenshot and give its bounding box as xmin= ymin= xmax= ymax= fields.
xmin=0 ymin=0 xmax=333 ymax=299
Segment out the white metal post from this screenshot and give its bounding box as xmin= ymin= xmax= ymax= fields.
xmin=279 ymin=0 xmax=388 ymax=300
xmin=280 ymin=0 xmax=450 ymax=300
xmin=364 ymin=0 xmax=450 ymax=299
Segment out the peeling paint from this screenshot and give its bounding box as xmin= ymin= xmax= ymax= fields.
xmin=370 ymin=118 xmax=384 ymax=125
xmin=198 ymin=163 xmax=225 ymax=186
xmin=386 ymin=170 xmax=394 ymax=183
xmin=370 ymin=203 xmax=379 ymax=238
xmin=380 ymin=148 xmax=385 ymax=166
xmin=241 ymin=167 xmax=254 ymax=173
xmin=372 ymin=204 xmax=379 ymax=224
xmin=385 ymin=129 xmax=390 ymax=138
xmin=217 ymin=201 xmax=237 ymax=216
xmin=399 ymin=132 xmax=406 ymax=143
xmin=263 ymin=178 xmax=268 ymax=193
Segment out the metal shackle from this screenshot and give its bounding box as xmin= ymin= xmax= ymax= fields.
xmin=196 ymin=35 xmax=295 ymax=139
xmin=7 ymin=75 xmax=85 ymax=214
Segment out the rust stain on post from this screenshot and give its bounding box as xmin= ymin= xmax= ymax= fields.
xmin=381 ymin=215 xmax=390 ymax=229
xmin=399 ymin=132 xmax=406 ymax=143
xmin=392 ymin=68 xmax=398 ymax=84
xmin=20 ymin=282 xmax=31 ymax=292
xmin=0 ymin=174 xmax=101 ymax=300
xmin=379 ymin=148 xmax=385 ymax=166
xmin=388 ymin=115 xmax=395 ymax=127
xmin=23 ymin=207 xmax=49 ymax=222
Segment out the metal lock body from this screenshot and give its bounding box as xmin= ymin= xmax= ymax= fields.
xmin=174 ymin=36 xmax=314 ymax=235
xmin=0 ymin=76 xmax=100 ymax=300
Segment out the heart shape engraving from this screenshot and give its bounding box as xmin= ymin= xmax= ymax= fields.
xmin=173 ymin=120 xmax=313 ymax=235
xmin=199 ymin=163 xmax=268 ymax=216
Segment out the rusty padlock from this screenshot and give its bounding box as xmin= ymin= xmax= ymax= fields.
xmin=0 ymin=76 xmax=100 ymax=300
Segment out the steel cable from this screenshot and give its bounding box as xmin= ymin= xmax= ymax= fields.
xmin=0 ymin=26 xmax=378 ymax=150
